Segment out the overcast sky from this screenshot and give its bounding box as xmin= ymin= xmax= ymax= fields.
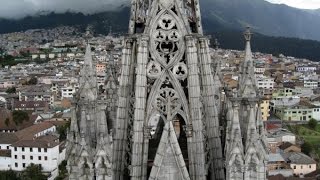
xmin=0 ymin=0 xmax=128 ymax=19
xmin=0 ymin=0 xmax=320 ymax=19
xmin=266 ymin=0 xmax=320 ymax=9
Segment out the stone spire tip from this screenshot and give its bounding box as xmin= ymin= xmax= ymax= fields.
xmin=244 ymin=26 xmax=252 ymax=42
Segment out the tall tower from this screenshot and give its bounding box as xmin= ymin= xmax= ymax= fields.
xmin=112 ymin=0 xmax=224 ymax=179
xmin=66 ymin=44 xmax=113 ymax=180
xmin=224 ymin=27 xmax=268 ymax=180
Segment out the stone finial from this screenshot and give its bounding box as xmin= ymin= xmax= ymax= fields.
xmin=214 ymin=38 xmax=220 ymax=49
xmin=85 ymin=25 xmax=93 ymax=42
xmin=244 ymin=26 xmax=252 ymax=42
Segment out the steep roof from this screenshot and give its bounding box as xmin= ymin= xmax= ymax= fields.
xmin=268 ymin=153 xmax=285 ymax=162
xmin=0 ymin=108 xmax=37 ymax=131
xmin=14 ymin=122 xmax=55 ymax=140
xmin=266 ymin=123 xmax=280 ymax=131
xmin=0 ymin=133 xmax=18 ymax=144
xmin=13 ymin=101 xmax=48 ymax=109
xmin=279 ymin=142 xmax=300 ymax=151
xmin=10 ymin=122 xmax=59 ymax=148
xmin=283 ymin=152 xmax=316 ymax=165
xmin=11 ymin=137 xmax=59 ymax=148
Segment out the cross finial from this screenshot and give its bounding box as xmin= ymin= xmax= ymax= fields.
xmin=85 ymin=25 xmax=93 ymax=43
xmin=214 ymin=38 xmax=220 ymax=49
xmin=244 ymin=26 xmax=252 ymax=42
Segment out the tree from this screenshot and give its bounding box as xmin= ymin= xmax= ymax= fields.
xmin=0 ymin=55 xmax=17 ymax=67
xmin=55 ymin=160 xmax=68 ymax=180
xmin=57 ymin=121 xmax=71 ymax=141
xmin=5 ymin=118 xmax=10 ymax=126
xmin=12 ymin=110 xmax=29 ymax=125
xmin=0 ymin=170 xmax=19 ymax=180
xmin=20 ymin=163 xmax=47 ymax=180
xmin=308 ymin=118 xmax=318 ymax=130
xmin=6 ymin=87 xmax=16 ymax=94
xmin=301 ymin=142 xmax=313 ymax=156
xmin=27 ymin=77 xmax=38 ymax=85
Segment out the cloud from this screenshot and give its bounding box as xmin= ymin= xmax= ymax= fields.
xmin=266 ymin=0 xmax=320 ymax=9
xmin=0 ymin=0 xmax=130 ymax=19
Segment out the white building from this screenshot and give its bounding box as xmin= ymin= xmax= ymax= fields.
xmin=10 ymin=137 xmax=64 ymax=172
xmin=0 ymin=133 xmax=18 ymax=170
xmin=0 ymin=122 xmax=66 ymax=179
xmin=254 ymin=67 xmax=266 ymax=74
xmin=304 ymin=80 xmax=318 ymax=89
xmin=296 ymin=66 xmax=317 ymax=72
xmin=270 ymin=96 xmax=300 ymax=113
xmin=32 ymin=54 xmax=39 ymax=60
xmin=283 ymin=152 xmax=317 ymax=177
xmin=269 ymin=130 xmax=296 ymax=144
xmin=40 ymin=54 xmax=47 ymax=59
xmin=48 ymin=54 xmax=55 ymax=59
xmin=61 ymin=84 xmax=78 ymax=100
xmin=0 ymin=80 xmax=18 ymax=89
xmin=312 ymin=107 xmax=320 ymax=121
xmin=256 ymin=76 xmax=274 ymax=90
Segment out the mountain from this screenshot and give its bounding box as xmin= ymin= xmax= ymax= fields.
xmin=1 ymin=0 xmax=320 ymax=40
xmin=0 ymin=9 xmax=130 ymax=35
xmin=212 ymin=30 xmax=320 ymax=61
xmin=307 ymin=9 xmax=320 ymax=16
xmin=200 ymin=0 xmax=320 ymax=41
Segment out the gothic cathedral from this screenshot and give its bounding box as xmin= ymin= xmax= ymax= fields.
xmin=66 ymin=0 xmax=268 ymax=179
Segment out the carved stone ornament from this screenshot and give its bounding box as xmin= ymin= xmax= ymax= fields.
xmin=172 ymin=63 xmax=188 ymax=80
xmin=147 ymin=61 xmax=162 ymax=79
xmin=155 ymin=88 xmax=181 ymax=117
xmin=151 ymin=12 xmax=185 ymax=67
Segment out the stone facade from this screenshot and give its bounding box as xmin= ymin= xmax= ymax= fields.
xmin=224 ymin=28 xmax=268 ymax=180
xmin=66 ymin=44 xmax=113 ymax=180
xmin=67 ymin=0 xmax=268 ymax=179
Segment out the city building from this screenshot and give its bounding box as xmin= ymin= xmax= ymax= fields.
xmin=296 ymin=66 xmax=317 ymax=72
xmin=261 ymin=97 xmax=271 ymax=121
xmin=274 ymin=101 xmax=320 ymax=121
xmin=256 ymin=75 xmax=275 ymax=90
xmin=304 ymin=80 xmax=318 ymax=89
xmin=13 ymin=101 xmax=49 ymax=113
xmin=0 ymin=122 xmax=66 ymax=179
xmin=60 ymin=84 xmax=78 ymax=100
xmin=283 ymin=152 xmax=317 ymax=177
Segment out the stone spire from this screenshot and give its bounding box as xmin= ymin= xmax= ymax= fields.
xmin=224 ymin=27 xmax=268 ymax=180
xmin=113 ymin=0 xmax=224 ymax=179
xmin=244 ymin=27 xmax=253 ymax=67
xmin=239 ymin=27 xmax=258 ymax=98
xmin=225 ymin=100 xmax=245 ymax=180
xmin=67 ymin=43 xmax=112 ymax=180
xmin=78 ymin=43 xmax=97 ymax=101
xmin=128 ymin=0 xmax=203 ymax=34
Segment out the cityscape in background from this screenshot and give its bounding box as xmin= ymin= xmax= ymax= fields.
xmin=0 ymin=0 xmax=320 ymax=180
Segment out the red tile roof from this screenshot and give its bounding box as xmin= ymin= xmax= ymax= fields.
xmin=14 ymin=101 xmax=47 ymax=109
xmin=266 ymin=123 xmax=280 ymax=131
xmin=0 ymin=108 xmax=36 ymax=131
xmin=14 ymin=122 xmax=55 ymax=140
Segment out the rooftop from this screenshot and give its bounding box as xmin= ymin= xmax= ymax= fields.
xmin=0 ymin=133 xmax=18 ymax=144
xmin=268 ymin=153 xmax=285 ymax=162
xmin=0 ymin=108 xmax=37 ymax=131
xmin=11 ymin=135 xmax=59 ymax=148
xmin=283 ymin=152 xmax=316 ymax=165
xmin=14 ymin=122 xmax=55 ymax=140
